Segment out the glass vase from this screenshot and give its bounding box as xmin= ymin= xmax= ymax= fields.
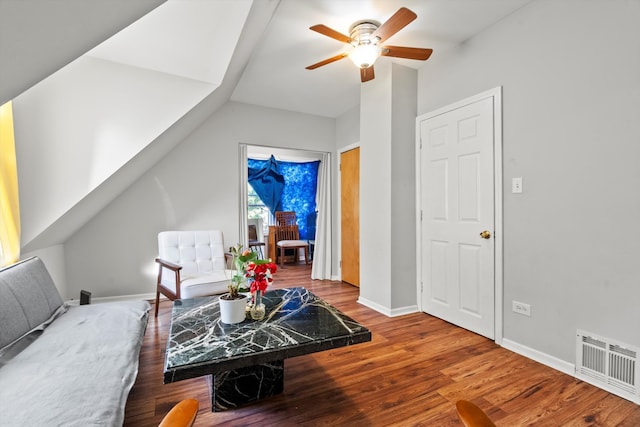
xmin=250 ymin=290 xmax=266 ymax=321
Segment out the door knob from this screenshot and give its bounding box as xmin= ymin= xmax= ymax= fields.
xmin=479 ymin=230 xmax=491 ymax=239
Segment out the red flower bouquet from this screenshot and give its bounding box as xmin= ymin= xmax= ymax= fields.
xmin=245 ymin=260 xmax=278 ymax=293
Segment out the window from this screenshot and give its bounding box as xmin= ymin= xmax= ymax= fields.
xmin=248 ymin=183 xmax=270 ymax=233
xmin=247 ymin=156 xmax=319 ymax=240
xmin=0 ymin=101 xmax=20 ymax=266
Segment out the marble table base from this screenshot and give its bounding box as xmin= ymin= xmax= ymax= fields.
xmin=209 ymin=360 xmax=285 ymax=412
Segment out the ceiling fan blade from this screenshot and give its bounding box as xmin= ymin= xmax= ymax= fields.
xmin=360 ymin=66 xmax=375 ymax=82
xmin=381 ymin=46 xmax=433 ymax=61
xmin=306 ymin=53 xmax=348 ymax=70
xmin=309 ymin=24 xmax=352 ymax=44
xmin=371 ymin=7 xmax=417 ymax=44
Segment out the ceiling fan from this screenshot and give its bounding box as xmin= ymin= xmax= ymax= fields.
xmin=305 ymin=7 xmax=433 ymax=83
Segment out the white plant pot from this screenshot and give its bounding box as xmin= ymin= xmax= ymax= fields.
xmin=219 ymin=294 xmax=248 ymax=324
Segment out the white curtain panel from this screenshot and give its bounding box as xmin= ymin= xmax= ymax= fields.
xmin=311 ymin=152 xmax=332 ymax=280
xmin=238 ymin=144 xmax=249 ymax=247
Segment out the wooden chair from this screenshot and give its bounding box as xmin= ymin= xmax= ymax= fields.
xmin=273 ymin=212 xmax=309 ymax=266
xmin=275 ymin=224 xmax=309 ymax=267
xmin=275 ymin=211 xmax=297 ymax=227
xmin=248 ymin=223 xmax=265 ymax=258
xmin=455 ymin=400 xmax=496 ymax=427
xmin=159 ymin=399 xmax=198 ymax=427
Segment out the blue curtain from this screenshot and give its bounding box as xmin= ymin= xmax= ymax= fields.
xmin=248 ymin=156 xmax=320 ymax=240
xmin=247 ymin=155 xmax=285 ymax=214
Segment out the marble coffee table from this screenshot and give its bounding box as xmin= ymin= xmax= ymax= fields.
xmin=163 ymin=287 xmax=371 ymax=411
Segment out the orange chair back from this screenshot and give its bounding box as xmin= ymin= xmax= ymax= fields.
xmin=455 ymin=400 xmax=496 ymax=427
xmin=159 ymin=399 xmax=199 ymax=427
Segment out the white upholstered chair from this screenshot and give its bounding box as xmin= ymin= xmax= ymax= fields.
xmin=154 ymin=230 xmax=233 ymax=317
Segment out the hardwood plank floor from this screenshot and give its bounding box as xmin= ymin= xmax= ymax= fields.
xmin=124 ymin=264 xmax=640 ymax=426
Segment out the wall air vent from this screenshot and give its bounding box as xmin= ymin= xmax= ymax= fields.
xmin=576 ymin=329 xmax=639 ymax=403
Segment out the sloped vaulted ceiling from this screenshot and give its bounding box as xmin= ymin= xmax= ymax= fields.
xmin=10 ymin=0 xmax=278 ymax=252
xmin=0 ymin=0 xmax=168 ymax=106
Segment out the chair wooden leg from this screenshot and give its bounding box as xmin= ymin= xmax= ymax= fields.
xmin=154 ymin=289 xmax=160 ymax=317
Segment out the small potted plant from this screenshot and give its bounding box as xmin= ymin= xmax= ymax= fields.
xmin=218 ymin=244 xmax=256 ymax=324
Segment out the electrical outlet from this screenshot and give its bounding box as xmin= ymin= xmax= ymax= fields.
xmin=512 ymin=301 xmax=531 ymax=316
xmin=512 ymin=177 xmax=523 ymax=193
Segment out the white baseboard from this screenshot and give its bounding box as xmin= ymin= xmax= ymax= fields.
xmin=501 ymin=338 xmax=575 ymax=376
xmin=390 ymin=305 xmax=419 ymax=317
xmin=358 ymin=297 xmax=391 ymax=316
xmin=502 ymin=338 xmax=640 ymax=404
xmin=357 ymin=296 xmax=418 ymax=317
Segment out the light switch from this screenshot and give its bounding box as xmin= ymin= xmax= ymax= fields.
xmin=512 ymin=177 xmax=523 ymax=193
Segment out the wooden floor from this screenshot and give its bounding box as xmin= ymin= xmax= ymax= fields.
xmin=124 ymin=264 xmax=640 ymax=426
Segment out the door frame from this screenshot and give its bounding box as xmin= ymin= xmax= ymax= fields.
xmin=338 ymin=142 xmax=360 ymax=282
xmin=415 ymin=87 xmax=503 ymax=344
xmin=238 ymin=143 xmax=327 ymax=258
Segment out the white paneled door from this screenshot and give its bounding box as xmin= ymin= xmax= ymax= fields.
xmin=418 ymin=95 xmax=496 ymax=339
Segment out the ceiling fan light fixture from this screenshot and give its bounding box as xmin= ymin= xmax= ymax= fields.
xmin=307 ymin=8 xmax=430 ymax=82
xmin=348 ymin=43 xmax=381 ymax=69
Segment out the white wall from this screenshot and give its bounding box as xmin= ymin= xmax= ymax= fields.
xmin=336 ymin=106 xmax=360 ymax=149
xmin=390 ymin=64 xmax=417 ymax=309
xmin=360 ymin=61 xmax=393 ymax=309
xmin=359 ymin=62 xmax=418 ymax=313
xmin=63 ymin=101 xmax=334 ymax=299
xmin=417 ymin=0 xmax=640 ymax=362
xmin=14 ymin=56 xmax=214 ymax=248
xmin=22 ymin=245 xmax=68 ymax=299
xmin=335 ymin=105 xmax=360 ymax=278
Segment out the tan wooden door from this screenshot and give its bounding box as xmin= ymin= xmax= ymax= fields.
xmin=341 ymin=147 xmax=360 ymax=286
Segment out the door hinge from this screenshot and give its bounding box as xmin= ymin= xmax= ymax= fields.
xmin=420 ymin=210 xmax=423 ymax=221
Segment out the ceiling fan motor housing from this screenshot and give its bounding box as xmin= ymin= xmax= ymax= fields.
xmin=349 ymin=20 xmax=381 ymax=46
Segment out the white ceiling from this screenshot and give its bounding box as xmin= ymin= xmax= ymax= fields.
xmin=87 ymin=0 xmax=253 ymax=86
xmin=230 ymin=0 xmax=533 ymax=118
xmin=82 ymin=0 xmax=533 ymax=119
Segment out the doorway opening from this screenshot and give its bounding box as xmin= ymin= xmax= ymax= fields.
xmin=238 ymin=144 xmax=332 ymax=280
